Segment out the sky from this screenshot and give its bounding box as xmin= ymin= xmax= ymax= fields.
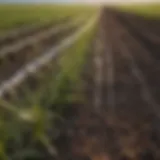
xmin=0 ymin=0 xmax=159 ymax=3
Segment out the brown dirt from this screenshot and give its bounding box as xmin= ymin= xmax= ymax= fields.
xmin=56 ymin=7 xmax=160 ymax=160
xmin=0 ymin=16 xmax=71 ymax=48
xmin=0 ymin=22 xmax=82 ymax=83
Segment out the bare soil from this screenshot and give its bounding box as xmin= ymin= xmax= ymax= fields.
xmin=0 ymin=16 xmax=71 ymax=48
xmin=57 ymin=7 xmax=160 ymax=160
xmin=0 ymin=21 xmax=83 ymax=83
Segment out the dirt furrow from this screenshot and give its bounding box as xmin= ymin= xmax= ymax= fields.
xmin=0 ymin=17 xmax=71 ymax=48
xmin=114 ymin=10 xmax=160 ymax=108
xmin=68 ymin=8 xmax=160 ymax=160
xmin=0 ymin=18 xmax=88 ymax=85
xmin=0 ymin=17 xmax=85 ymax=58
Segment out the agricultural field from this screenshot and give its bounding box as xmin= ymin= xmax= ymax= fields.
xmin=0 ymin=4 xmax=96 ymax=33
xmin=0 ymin=4 xmax=98 ymax=160
xmin=118 ymin=4 xmax=160 ymax=17
xmin=0 ymin=3 xmax=160 ymax=160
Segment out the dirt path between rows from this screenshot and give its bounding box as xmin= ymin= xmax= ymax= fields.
xmin=56 ymin=7 xmax=160 ymax=160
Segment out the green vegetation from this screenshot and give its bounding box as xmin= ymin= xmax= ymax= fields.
xmin=0 ymin=4 xmax=97 ymax=33
xmin=118 ymin=4 xmax=160 ymax=17
xmin=0 ymin=19 xmax=96 ymax=159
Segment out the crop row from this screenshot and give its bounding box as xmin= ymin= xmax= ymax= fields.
xmin=0 ymin=15 xmax=97 ymax=159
